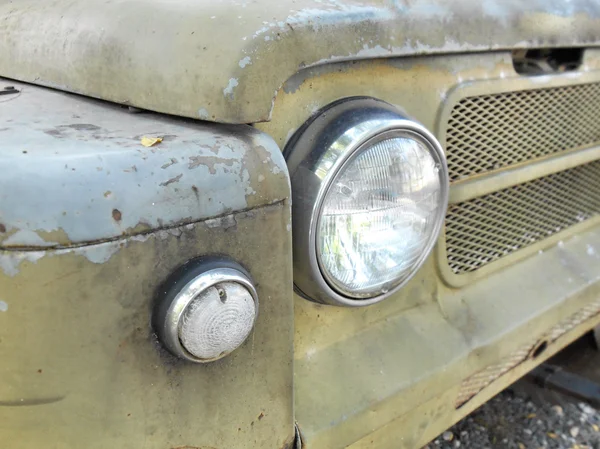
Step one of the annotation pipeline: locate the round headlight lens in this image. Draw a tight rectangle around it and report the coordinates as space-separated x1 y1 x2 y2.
287 97 448 306
317 132 443 298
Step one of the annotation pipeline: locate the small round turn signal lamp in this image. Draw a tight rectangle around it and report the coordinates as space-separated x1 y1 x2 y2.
154 259 258 363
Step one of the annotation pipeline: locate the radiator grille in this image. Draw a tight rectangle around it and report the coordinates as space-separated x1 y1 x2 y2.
445 82 600 182
446 160 600 275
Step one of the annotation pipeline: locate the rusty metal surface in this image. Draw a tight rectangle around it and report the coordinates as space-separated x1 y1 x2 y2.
0 202 294 449
0 78 288 253
2 1 600 124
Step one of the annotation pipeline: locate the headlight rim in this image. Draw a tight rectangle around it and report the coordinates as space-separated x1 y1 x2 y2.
287 97 449 307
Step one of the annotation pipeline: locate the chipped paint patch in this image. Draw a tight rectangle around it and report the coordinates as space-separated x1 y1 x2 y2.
223 78 239 99
198 108 211 120
3 230 57 248
81 241 122 264
205 215 237 230
0 300 7 312
0 251 45 277
239 56 252 68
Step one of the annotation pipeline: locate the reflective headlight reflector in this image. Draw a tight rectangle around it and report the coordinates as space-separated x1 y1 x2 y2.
286 97 449 307
318 134 443 298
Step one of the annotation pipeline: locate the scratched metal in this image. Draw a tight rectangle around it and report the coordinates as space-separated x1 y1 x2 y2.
1 1 600 123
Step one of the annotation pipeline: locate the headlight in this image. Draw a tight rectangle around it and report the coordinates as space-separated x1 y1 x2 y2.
286 97 449 307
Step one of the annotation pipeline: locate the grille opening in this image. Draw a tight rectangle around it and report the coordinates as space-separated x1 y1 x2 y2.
445 160 600 275
512 48 584 75
445 81 600 182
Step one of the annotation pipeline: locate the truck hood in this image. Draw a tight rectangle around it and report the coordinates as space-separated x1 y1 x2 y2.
1 0 600 124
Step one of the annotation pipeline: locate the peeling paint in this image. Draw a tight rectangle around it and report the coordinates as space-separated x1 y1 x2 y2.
0 300 7 312
3 230 57 248
1 1 600 124
82 242 121 264
223 78 239 99
0 251 45 277
198 108 211 120
239 56 252 68
0 80 290 249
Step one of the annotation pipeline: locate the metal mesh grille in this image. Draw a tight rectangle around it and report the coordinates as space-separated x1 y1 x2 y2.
446 160 600 275
446 82 600 182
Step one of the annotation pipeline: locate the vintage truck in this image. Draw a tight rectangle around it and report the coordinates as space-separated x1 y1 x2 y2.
2 1 600 448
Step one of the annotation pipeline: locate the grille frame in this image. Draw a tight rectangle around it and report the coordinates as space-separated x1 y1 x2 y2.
437 71 600 287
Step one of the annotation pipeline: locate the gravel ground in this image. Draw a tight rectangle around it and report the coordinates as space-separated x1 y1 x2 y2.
425 388 600 449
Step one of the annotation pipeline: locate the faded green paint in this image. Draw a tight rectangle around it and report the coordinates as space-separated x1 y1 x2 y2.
1 1 600 123
255 51 600 448
0 203 294 449
3 3 600 449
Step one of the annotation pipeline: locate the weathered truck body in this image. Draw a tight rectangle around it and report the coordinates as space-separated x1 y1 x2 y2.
2 1 600 448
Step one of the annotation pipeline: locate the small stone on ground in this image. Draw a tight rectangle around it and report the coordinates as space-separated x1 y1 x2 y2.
425 389 600 449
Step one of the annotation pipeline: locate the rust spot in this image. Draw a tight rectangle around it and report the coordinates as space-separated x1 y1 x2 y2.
258 412 265 420
37 369 42 374
104 191 112 198
127 413 131 417
0 223 5 233
112 209 122 222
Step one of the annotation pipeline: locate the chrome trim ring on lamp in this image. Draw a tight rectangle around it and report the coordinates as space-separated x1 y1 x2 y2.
285 97 449 307
155 262 259 363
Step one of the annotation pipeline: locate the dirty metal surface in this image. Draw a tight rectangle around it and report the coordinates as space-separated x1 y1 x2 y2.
256 50 600 448
1 1 600 124
456 298 600 409
0 202 295 449
0 78 289 251
295 227 600 449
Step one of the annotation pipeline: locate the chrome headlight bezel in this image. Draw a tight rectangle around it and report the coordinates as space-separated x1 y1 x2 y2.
286 97 449 307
